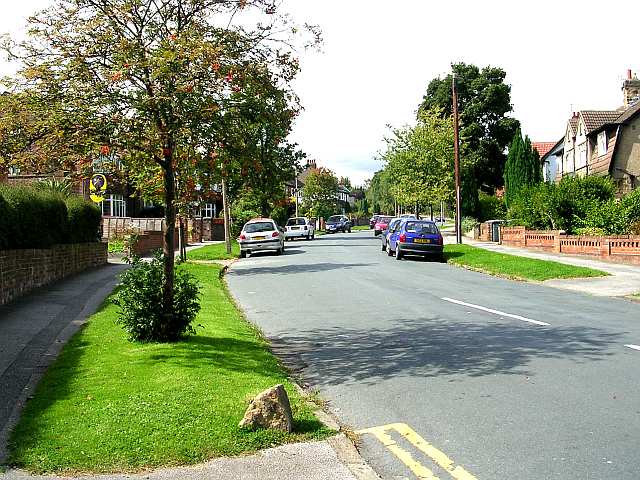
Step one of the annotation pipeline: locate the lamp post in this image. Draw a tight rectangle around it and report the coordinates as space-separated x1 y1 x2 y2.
452 72 462 244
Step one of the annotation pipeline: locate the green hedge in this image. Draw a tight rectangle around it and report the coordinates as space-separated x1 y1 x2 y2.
0 184 101 250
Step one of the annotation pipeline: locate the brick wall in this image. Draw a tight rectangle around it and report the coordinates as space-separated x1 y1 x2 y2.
500 226 640 265
0 242 108 305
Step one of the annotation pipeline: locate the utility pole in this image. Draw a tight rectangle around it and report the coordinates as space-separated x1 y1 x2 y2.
295 174 299 217
452 73 462 244
222 176 231 254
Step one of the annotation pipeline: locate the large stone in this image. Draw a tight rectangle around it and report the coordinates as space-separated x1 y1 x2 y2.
239 384 293 433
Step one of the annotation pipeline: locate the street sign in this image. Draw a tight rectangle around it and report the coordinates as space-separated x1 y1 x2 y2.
89 174 107 203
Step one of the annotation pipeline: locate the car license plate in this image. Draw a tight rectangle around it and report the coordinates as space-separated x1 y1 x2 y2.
414 238 431 244
253 236 266 240
292 227 299 230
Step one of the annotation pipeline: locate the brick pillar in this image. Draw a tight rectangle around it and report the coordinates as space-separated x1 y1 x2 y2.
600 238 611 258
554 231 563 253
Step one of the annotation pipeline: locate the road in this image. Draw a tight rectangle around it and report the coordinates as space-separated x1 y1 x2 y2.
226 231 640 480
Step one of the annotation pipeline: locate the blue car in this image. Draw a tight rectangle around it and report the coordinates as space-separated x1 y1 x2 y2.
386 219 444 261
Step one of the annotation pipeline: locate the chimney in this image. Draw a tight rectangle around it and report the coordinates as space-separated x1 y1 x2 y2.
622 69 640 108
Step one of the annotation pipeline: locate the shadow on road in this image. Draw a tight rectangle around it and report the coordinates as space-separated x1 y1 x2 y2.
267 318 622 386
229 262 373 276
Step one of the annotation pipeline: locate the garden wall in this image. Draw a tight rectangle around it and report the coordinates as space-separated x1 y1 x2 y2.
0 242 108 305
499 226 640 266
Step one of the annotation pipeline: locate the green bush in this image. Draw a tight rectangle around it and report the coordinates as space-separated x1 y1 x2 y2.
0 184 68 248
477 192 506 222
65 195 101 243
0 184 102 249
461 216 479 234
113 253 201 342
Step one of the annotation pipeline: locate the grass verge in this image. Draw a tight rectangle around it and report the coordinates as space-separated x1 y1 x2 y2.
188 240 239 260
8 262 332 474
444 244 608 281
352 225 371 231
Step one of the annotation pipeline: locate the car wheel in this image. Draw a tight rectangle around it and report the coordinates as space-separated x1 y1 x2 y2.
395 246 403 260
311 233 315 240
306 234 310 240
240 250 247 258
348 227 351 233
381 241 386 251
387 244 393 256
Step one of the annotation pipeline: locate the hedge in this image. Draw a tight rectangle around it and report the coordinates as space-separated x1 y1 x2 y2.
0 184 101 250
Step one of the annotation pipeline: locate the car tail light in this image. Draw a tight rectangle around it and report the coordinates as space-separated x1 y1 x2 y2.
272 231 279 237
399 234 406 242
304 225 308 230
239 234 246 240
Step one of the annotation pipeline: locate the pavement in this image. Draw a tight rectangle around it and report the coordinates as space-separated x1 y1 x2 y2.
226 230 640 480
0 251 375 480
460 234 640 297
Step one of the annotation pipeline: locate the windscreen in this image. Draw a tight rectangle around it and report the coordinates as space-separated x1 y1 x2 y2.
327 216 342 223
286 218 306 226
245 222 275 233
405 221 438 234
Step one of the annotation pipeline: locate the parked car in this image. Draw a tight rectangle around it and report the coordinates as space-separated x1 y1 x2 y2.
400 214 417 219
284 217 315 241
373 215 393 236
380 218 402 251
369 214 380 229
386 219 444 261
325 215 352 233
238 218 285 258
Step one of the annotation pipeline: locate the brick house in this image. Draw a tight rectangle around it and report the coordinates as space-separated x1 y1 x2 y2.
556 70 640 193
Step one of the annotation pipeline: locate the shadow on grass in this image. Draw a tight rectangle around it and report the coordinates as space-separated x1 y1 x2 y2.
443 251 465 260
266 317 622 387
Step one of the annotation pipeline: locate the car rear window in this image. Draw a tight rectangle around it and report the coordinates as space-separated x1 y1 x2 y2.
405 221 438 234
245 222 275 233
378 216 392 223
286 218 306 226
327 216 342 222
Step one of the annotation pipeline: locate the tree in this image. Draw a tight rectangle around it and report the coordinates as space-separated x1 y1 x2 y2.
504 129 543 206
301 167 338 219
366 169 395 214
383 108 455 213
418 63 520 213
339 176 352 189
1 0 318 322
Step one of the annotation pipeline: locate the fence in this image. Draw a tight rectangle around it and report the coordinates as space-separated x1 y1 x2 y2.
499 226 640 265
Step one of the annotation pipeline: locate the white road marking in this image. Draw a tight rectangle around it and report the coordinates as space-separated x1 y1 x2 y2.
624 344 640 351
441 297 551 326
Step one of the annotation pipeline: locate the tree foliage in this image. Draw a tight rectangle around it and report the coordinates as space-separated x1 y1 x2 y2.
503 129 543 206
381 108 454 212
417 62 520 213
1 0 318 323
301 167 338 219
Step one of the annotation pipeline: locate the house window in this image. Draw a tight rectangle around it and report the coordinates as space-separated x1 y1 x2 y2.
201 203 215 218
101 194 126 217
597 131 607 156
576 144 587 169
8 166 20 175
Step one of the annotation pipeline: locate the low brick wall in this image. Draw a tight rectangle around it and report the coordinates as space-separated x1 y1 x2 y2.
0 242 108 305
500 226 640 265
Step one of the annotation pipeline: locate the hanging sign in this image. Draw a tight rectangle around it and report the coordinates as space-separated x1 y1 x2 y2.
89 174 107 203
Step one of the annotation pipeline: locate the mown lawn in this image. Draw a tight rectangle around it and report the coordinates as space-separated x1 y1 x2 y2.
444 244 608 281
352 225 371 231
187 240 239 260
8 263 332 474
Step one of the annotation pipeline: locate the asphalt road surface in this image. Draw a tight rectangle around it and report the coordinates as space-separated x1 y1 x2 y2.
226 231 640 480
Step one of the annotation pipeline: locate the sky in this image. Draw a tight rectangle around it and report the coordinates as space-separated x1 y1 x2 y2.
2 0 639 185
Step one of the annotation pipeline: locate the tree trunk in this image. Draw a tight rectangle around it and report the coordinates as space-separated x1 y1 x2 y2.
222 176 232 254
162 164 176 320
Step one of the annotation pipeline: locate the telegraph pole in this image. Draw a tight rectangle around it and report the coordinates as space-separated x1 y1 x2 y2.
452 73 462 244
222 175 231 254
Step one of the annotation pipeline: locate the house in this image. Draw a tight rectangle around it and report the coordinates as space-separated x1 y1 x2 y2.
532 142 560 183
556 70 640 193
537 139 564 183
287 159 354 214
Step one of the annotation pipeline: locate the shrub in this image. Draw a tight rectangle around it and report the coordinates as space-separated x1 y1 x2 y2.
622 188 640 222
65 195 101 243
461 216 479 234
113 253 201 342
0 192 12 250
0 184 68 248
477 192 506 222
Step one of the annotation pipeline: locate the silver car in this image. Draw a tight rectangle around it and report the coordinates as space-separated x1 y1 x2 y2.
238 218 285 258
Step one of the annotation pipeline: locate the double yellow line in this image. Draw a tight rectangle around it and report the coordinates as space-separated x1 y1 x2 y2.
356 423 478 480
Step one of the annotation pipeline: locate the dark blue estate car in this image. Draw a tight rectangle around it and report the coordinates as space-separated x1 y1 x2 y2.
386 219 444 261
